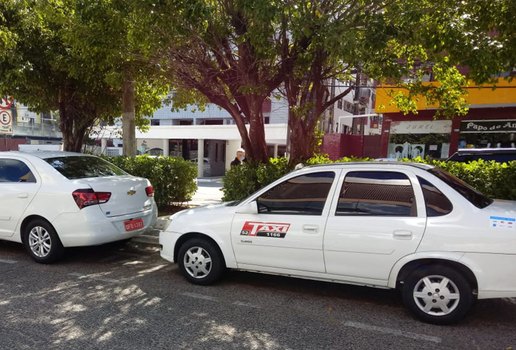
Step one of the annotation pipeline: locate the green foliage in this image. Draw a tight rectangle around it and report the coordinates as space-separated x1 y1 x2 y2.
105 155 198 208
222 158 291 201
222 156 516 201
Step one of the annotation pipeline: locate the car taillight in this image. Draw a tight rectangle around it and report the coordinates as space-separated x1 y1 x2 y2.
72 189 112 209
145 185 154 197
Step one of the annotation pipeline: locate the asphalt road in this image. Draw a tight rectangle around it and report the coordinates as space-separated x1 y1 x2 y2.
0 240 515 350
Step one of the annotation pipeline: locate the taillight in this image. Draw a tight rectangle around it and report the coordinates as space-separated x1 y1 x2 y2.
145 185 154 197
72 189 112 209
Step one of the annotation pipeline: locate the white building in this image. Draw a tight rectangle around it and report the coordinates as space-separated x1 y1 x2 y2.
95 98 289 177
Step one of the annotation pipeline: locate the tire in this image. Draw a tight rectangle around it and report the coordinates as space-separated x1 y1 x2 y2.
177 238 225 285
22 219 64 264
402 265 474 325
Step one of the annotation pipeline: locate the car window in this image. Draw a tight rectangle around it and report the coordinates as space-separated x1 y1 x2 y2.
336 171 416 216
417 176 453 217
427 167 493 209
257 172 335 215
45 156 127 179
448 152 516 163
0 159 37 183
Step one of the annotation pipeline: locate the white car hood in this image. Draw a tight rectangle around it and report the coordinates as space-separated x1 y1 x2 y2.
165 202 237 233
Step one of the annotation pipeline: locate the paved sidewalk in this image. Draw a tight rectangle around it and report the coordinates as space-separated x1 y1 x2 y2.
132 178 224 246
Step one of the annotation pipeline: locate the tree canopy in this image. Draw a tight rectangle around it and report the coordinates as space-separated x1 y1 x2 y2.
2 0 513 161
155 0 514 163
0 0 168 152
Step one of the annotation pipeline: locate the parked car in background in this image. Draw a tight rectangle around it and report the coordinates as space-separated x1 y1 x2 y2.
0 151 157 263
447 148 516 162
160 162 516 324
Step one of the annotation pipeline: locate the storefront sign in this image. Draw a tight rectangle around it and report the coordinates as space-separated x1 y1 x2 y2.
390 120 452 134
460 120 516 133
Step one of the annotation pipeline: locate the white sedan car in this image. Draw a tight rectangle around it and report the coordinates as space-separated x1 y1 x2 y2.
160 162 516 324
0 151 157 263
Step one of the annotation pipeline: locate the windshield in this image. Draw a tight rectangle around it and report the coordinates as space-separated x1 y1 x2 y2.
428 168 493 209
45 156 127 179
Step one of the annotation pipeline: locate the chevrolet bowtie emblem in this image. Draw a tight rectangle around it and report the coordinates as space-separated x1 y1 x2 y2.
127 190 136 196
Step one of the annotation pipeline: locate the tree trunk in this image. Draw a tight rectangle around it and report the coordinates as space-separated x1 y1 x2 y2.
288 111 318 165
122 79 136 156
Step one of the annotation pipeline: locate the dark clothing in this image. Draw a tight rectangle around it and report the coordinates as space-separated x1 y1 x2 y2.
230 157 247 167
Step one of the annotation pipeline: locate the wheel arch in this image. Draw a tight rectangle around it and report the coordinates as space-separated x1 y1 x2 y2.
174 232 227 268
395 258 478 293
19 215 56 243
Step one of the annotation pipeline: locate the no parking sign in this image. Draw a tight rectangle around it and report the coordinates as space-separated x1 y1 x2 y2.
0 97 13 110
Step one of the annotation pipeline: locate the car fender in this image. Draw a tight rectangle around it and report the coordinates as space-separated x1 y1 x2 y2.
387 251 466 288
167 206 237 268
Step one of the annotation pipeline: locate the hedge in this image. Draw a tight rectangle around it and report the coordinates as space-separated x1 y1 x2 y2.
104 155 198 208
222 156 516 202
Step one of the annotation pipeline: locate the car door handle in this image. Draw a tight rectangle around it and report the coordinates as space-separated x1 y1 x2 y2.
17 193 29 199
393 230 413 239
303 225 319 234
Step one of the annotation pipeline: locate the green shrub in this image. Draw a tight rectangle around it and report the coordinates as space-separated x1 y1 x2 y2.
222 155 516 201
104 155 198 208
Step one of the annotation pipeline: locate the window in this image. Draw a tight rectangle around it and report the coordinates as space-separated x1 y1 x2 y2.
427 168 492 209
45 156 126 179
257 172 335 215
0 159 36 183
336 171 416 216
417 176 453 217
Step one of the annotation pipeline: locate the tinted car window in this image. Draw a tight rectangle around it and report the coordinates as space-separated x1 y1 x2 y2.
0 159 36 183
337 171 416 217
427 168 493 209
448 151 516 163
45 156 127 179
417 176 453 217
257 172 335 215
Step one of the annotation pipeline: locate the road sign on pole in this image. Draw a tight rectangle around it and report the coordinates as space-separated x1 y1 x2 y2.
0 110 13 135
0 97 13 110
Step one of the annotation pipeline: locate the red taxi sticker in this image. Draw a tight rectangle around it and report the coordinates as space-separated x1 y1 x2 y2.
240 221 290 238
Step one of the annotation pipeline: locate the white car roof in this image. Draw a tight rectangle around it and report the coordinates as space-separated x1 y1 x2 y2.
0 151 93 160
298 161 434 172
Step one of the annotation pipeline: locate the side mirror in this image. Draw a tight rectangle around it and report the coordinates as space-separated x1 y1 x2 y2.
235 200 258 214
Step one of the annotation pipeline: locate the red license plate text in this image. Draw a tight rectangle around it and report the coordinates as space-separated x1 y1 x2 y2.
124 218 144 232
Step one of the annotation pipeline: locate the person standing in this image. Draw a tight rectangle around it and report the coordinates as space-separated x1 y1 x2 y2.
230 148 247 167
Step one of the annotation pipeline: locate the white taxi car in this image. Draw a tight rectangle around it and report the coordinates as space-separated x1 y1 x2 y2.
0 151 157 263
160 162 516 324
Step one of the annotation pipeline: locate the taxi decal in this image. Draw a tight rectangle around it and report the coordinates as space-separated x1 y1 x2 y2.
240 221 291 238
489 216 515 230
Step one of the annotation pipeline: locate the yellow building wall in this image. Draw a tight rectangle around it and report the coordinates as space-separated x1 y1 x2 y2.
376 78 516 113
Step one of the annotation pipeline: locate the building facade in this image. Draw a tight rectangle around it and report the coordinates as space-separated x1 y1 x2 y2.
322 77 516 160
0 99 62 151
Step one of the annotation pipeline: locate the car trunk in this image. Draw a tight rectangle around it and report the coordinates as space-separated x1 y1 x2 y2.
73 176 152 217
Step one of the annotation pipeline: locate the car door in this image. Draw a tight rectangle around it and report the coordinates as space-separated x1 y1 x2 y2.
0 158 40 237
324 168 427 284
231 170 340 273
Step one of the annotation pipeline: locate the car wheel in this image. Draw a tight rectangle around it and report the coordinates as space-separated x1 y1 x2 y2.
402 266 474 324
22 219 64 264
178 238 225 285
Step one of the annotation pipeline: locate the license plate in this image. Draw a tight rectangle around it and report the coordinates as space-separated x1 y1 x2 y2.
124 218 144 232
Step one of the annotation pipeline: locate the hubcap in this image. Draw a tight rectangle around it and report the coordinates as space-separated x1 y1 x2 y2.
28 226 52 258
183 246 212 279
413 275 460 316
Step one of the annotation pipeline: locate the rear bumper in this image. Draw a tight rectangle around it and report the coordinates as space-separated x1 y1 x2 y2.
52 204 158 247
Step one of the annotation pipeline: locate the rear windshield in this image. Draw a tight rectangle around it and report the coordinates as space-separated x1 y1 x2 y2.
45 156 127 179
448 152 516 163
428 168 493 209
